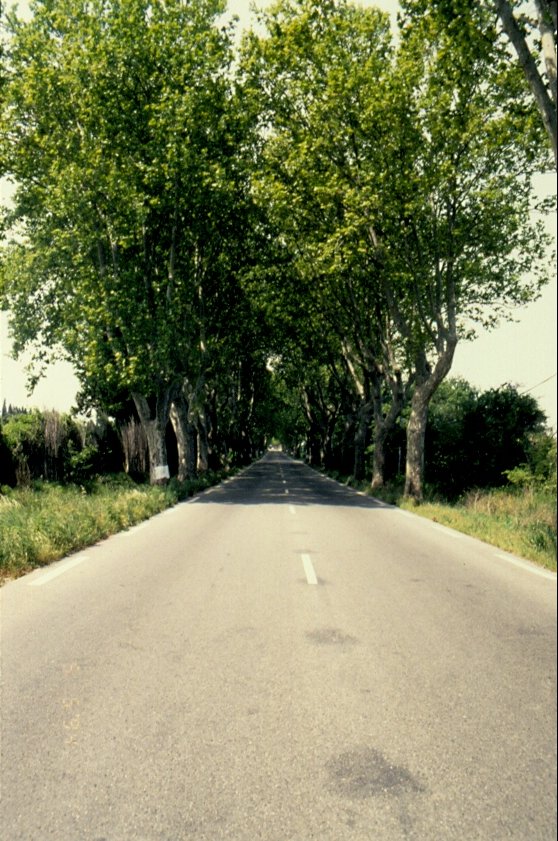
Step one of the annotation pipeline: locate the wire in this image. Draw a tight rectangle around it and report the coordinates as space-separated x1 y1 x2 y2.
520 373 557 395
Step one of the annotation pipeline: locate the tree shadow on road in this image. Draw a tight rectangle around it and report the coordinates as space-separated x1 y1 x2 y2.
191 454 391 509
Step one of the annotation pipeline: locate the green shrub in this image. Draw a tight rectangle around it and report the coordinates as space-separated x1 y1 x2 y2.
0 411 124 487
0 423 14 485
425 381 547 498
1 412 44 484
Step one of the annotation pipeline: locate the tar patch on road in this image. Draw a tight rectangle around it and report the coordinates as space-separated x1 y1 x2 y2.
306 628 358 646
327 747 423 800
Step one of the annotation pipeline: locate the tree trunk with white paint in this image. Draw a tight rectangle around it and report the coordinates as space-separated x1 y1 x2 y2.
132 390 172 485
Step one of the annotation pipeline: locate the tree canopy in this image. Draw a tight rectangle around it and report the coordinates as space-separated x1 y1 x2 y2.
1 0 554 495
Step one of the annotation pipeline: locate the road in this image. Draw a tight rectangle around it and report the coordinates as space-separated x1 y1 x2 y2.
1 452 556 840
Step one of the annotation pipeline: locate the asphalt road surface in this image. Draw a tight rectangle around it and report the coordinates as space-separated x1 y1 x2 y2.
1 452 556 840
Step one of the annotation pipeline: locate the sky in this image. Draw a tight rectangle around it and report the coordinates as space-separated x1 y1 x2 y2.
1 0 556 428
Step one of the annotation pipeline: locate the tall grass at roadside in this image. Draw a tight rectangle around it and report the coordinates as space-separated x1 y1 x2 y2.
324 470 556 571
402 486 556 571
0 472 222 581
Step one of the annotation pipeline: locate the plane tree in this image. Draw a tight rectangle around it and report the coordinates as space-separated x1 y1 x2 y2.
0 0 249 483
241 0 413 487
242 0 553 499
166 178 269 478
239 199 369 474
377 9 553 498
399 0 556 168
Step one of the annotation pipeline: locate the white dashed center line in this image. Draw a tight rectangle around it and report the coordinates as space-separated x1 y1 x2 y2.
301 553 318 585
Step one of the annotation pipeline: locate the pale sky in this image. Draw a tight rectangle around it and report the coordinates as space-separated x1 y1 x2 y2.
1 0 556 428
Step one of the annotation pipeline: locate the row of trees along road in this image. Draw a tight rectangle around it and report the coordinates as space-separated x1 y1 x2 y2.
1 0 555 498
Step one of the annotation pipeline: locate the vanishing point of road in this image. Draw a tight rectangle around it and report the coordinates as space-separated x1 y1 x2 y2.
1 452 556 840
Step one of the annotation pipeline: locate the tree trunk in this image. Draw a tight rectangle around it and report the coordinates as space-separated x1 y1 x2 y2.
197 407 210 474
169 400 187 482
370 370 406 492
496 0 557 167
186 418 198 480
370 423 387 491
353 400 373 481
404 386 429 501
404 341 457 501
132 390 172 485
205 392 223 471
170 394 198 482
301 388 325 467
307 432 322 467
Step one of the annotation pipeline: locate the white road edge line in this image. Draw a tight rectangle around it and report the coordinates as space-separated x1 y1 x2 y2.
301 553 318 585
29 555 89 587
430 523 464 539
399 506 555 580
120 522 149 537
495 553 556 580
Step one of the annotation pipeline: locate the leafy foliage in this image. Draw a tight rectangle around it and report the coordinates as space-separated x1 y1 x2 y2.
1 0 247 405
425 381 548 496
0 410 122 486
240 0 552 497
0 0 554 496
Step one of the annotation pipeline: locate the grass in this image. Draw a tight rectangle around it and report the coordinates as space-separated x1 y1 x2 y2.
322 469 556 572
0 471 226 583
361 478 556 572
2 468 556 581
398 486 557 572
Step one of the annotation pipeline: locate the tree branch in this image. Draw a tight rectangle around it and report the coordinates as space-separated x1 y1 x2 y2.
495 0 557 166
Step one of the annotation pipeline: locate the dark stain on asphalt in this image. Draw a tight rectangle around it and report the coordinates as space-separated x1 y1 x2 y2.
306 628 358 646
515 624 547 637
233 625 257 636
327 747 423 800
